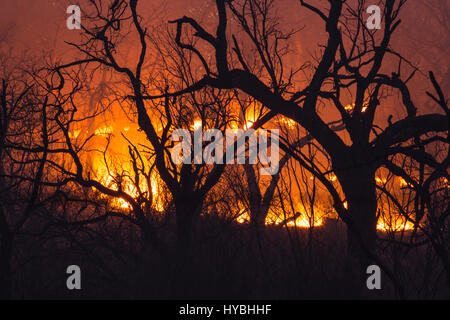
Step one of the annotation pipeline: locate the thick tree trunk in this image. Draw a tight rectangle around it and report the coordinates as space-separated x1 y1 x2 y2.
0 235 13 300
170 196 202 297
337 166 378 257
346 186 377 262
248 200 268 232
337 166 378 295
251 209 267 231
175 195 200 252
244 164 264 231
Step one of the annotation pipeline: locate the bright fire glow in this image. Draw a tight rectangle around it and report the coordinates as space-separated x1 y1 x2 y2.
399 177 413 187
278 117 296 129
244 120 254 130
94 163 164 212
236 210 250 224
235 205 415 232
236 210 324 228
377 216 415 232
69 129 81 139
243 109 258 130
193 119 202 131
285 215 323 228
375 177 387 184
95 125 114 136
344 103 368 112
265 214 324 228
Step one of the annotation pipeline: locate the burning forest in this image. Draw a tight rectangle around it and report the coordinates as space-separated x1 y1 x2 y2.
0 0 448 301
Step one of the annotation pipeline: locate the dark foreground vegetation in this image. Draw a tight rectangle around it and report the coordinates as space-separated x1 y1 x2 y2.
10 215 448 299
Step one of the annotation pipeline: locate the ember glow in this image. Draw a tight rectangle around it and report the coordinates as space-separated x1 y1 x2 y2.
376 218 415 232
93 157 165 212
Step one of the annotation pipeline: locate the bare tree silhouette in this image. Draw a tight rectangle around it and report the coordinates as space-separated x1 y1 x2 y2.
145 0 448 281
1 0 448 300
